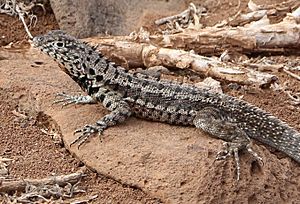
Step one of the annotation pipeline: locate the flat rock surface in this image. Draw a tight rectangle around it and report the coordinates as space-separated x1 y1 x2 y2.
1 46 300 203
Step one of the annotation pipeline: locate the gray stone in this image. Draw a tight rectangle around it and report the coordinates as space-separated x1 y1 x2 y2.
50 0 187 38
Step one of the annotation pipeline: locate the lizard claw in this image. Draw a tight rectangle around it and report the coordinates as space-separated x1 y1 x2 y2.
246 144 264 166
70 125 104 149
53 92 75 106
215 142 263 181
53 93 95 107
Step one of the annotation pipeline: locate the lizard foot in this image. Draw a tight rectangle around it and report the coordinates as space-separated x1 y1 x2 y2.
216 142 241 181
53 92 95 106
71 124 105 148
216 142 263 181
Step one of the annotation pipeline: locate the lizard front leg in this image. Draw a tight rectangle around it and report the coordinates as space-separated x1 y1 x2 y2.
54 93 96 106
54 87 133 148
193 107 262 180
71 90 132 148
54 85 113 106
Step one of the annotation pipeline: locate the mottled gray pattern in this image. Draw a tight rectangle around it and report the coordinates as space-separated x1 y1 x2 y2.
33 30 300 167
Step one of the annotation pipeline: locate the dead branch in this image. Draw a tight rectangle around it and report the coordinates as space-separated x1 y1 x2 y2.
248 0 300 12
149 6 300 55
214 0 300 27
0 169 86 193
283 68 300 81
0 157 12 179
154 3 206 32
87 37 277 87
242 62 284 72
286 91 300 105
68 194 98 204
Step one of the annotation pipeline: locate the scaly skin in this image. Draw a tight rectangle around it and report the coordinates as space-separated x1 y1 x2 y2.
33 30 300 180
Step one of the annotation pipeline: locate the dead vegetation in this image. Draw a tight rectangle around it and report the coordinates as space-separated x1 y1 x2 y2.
0 0 46 38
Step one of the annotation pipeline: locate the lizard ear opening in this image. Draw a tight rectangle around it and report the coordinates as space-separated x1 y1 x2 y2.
56 42 64 47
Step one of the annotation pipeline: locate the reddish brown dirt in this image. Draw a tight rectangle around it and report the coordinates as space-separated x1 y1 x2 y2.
1 0 300 203
0 89 161 203
0 4 59 46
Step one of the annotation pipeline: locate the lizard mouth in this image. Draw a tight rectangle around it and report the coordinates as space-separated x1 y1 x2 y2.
32 35 46 48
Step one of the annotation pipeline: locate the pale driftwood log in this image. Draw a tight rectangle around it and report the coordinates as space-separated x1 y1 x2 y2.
149 7 300 55
87 38 277 87
0 169 85 193
215 0 300 27
87 7 300 61
83 7 299 86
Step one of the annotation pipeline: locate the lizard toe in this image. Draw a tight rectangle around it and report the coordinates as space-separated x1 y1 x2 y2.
71 124 105 148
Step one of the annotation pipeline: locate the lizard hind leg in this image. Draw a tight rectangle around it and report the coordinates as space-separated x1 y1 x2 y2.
216 141 263 181
193 107 262 180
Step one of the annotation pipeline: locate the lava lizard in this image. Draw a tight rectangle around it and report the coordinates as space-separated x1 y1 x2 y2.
32 30 300 180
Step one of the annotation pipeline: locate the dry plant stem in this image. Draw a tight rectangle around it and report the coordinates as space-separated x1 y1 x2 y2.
150 7 300 55
18 11 33 39
0 0 34 39
225 9 270 27
155 5 192 25
243 63 284 72
69 194 98 204
286 91 300 105
155 3 205 32
0 170 85 193
87 38 277 87
251 0 300 11
283 68 300 81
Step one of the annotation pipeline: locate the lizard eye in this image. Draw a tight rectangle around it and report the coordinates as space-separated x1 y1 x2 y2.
38 36 44 41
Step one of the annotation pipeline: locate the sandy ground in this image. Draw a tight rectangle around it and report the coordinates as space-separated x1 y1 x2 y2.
1 0 300 203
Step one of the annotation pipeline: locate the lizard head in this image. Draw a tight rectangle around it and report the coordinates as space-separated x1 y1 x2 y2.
32 30 95 78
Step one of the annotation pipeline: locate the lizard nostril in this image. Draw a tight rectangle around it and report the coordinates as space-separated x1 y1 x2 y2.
34 36 44 42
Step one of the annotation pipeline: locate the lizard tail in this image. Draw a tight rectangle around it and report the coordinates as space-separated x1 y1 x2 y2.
238 102 300 163
256 121 300 163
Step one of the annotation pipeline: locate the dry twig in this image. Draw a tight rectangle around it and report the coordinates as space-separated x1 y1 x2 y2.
217 0 300 27
286 91 300 105
70 194 98 204
0 0 45 39
0 157 13 179
150 6 300 55
155 3 206 33
0 169 86 193
1 169 86 203
283 68 300 81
